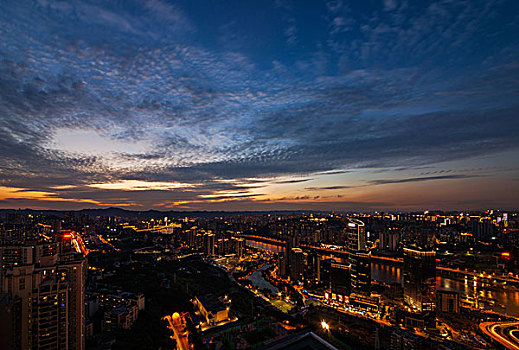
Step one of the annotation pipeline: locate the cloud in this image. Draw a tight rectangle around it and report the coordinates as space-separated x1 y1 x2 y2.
0 0 517 210
384 0 398 11
369 174 479 185
306 185 353 190
316 170 351 176
274 178 314 184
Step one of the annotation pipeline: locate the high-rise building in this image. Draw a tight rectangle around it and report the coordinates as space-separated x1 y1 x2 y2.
402 247 436 329
304 252 320 286
278 254 287 277
346 219 371 294
319 258 333 290
232 237 245 258
289 248 305 282
346 219 366 252
216 238 231 256
187 229 197 248
403 247 436 313
436 290 459 314
0 241 85 350
349 250 371 294
204 233 215 256
388 232 400 251
380 231 400 252
330 261 350 297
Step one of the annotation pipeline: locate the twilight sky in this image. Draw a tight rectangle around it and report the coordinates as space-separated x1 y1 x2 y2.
0 0 518 211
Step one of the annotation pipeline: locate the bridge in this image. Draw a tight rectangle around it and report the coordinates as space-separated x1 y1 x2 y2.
237 234 285 245
238 235 519 286
238 235 405 264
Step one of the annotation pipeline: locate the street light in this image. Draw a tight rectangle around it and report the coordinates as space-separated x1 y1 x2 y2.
321 320 330 331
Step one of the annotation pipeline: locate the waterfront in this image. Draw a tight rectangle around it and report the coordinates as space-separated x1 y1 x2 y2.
247 263 278 294
245 240 519 317
371 262 519 317
245 240 284 253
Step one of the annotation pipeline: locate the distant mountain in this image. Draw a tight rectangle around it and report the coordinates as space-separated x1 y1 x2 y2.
0 207 323 219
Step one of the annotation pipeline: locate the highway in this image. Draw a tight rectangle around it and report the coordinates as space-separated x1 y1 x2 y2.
480 321 519 349
163 313 191 350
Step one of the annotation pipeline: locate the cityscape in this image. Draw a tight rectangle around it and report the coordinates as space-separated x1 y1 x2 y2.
0 210 518 349
1 0 518 350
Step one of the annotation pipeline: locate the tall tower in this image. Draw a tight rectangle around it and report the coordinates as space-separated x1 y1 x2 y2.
403 247 436 312
204 233 215 256
346 219 371 295
289 248 305 282
403 247 436 329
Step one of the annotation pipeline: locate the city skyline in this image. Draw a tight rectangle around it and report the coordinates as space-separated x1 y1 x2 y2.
1 0 518 211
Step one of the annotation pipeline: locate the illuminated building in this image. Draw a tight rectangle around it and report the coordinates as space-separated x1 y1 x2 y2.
319 258 333 289
346 219 366 252
349 293 380 312
380 231 400 252
278 254 287 277
204 233 215 256
436 290 459 314
193 294 230 326
232 237 245 258
402 247 436 329
403 247 436 312
346 219 371 294
305 252 320 286
0 241 85 350
289 248 305 282
100 292 144 333
216 238 231 255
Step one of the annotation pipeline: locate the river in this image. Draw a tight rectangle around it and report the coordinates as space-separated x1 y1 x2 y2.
247 263 278 294
371 262 519 317
245 240 519 317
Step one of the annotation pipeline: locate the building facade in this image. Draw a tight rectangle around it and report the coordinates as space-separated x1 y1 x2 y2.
0 241 85 350
346 219 371 294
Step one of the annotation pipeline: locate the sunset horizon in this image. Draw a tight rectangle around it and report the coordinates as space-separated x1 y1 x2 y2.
1 1 518 212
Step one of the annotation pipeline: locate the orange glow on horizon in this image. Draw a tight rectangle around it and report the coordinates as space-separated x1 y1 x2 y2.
0 185 137 208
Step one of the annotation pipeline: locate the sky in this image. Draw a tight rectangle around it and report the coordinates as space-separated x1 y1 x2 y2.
0 0 518 212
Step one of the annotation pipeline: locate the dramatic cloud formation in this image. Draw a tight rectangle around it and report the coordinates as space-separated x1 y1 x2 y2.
0 0 518 211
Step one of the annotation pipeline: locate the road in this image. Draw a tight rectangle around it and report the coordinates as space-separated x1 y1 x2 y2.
480 321 519 349
96 233 120 251
164 313 191 350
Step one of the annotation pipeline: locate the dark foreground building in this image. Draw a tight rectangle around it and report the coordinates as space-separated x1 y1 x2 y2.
0 240 85 349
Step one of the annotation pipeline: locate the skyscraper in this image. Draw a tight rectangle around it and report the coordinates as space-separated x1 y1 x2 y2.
346 219 367 252
289 248 305 282
401 247 436 329
403 247 436 313
204 233 215 256
232 237 245 258
349 250 371 294
346 219 371 294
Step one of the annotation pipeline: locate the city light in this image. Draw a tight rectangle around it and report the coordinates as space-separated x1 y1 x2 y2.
321 320 330 331
1 0 518 349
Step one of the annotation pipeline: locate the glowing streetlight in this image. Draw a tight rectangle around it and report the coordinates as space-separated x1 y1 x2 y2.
321 320 330 331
